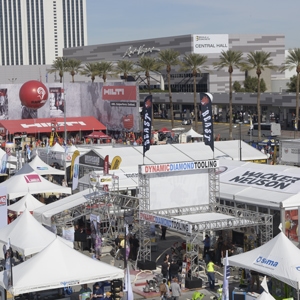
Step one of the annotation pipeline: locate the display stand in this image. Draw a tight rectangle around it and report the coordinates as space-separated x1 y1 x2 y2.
232 287 247 300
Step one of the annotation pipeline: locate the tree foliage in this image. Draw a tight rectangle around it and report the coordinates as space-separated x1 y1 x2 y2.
286 75 300 92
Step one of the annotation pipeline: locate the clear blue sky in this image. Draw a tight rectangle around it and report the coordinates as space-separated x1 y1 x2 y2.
87 0 298 49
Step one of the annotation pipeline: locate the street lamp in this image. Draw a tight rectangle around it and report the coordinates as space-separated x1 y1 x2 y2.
235 122 243 161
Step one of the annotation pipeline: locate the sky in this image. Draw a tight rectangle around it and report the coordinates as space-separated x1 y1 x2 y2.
86 0 299 49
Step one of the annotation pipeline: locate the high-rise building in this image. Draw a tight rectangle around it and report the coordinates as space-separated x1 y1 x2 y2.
0 0 87 66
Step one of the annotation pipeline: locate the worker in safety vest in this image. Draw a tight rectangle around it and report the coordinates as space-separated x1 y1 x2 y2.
206 260 215 290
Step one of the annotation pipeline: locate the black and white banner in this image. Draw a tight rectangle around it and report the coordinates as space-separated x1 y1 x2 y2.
143 95 152 156
200 92 214 152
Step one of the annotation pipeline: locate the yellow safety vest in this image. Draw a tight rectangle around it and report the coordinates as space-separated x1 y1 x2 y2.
207 262 214 272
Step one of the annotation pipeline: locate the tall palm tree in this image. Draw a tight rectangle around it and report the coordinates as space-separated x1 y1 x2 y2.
136 56 161 94
136 56 161 125
65 59 82 83
213 50 244 140
48 57 66 83
180 53 208 132
158 49 180 128
80 62 99 82
115 60 136 81
244 51 276 139
280 48 300 131
97 61 114 82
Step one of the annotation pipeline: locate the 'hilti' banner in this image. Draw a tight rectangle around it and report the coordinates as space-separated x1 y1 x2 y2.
102 86 137 100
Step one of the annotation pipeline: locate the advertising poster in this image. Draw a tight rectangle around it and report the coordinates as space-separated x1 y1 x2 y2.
49 87 64 118
0 89 8 120
0 186 7 229
285 209 298 241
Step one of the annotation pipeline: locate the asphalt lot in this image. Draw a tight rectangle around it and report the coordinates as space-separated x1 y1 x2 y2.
152 118 300 142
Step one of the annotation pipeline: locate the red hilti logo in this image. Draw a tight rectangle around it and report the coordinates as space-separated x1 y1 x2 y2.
102 86 137 101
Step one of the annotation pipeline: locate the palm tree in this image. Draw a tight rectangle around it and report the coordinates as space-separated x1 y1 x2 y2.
48 57 67 83
136 56 161 125
280 48 300 131
158 49 180 128
80 62 99 82
213 50 244 140
136 56 161 94
244 51 276 139
97 61 114 82
180 53 208 132
115 60 136 81
65 59 82 83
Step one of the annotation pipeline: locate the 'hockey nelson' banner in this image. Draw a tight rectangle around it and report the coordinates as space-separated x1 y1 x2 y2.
200 92 214 152
143 95 152 156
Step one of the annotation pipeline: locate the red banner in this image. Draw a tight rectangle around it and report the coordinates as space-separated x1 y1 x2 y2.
102 86 137 101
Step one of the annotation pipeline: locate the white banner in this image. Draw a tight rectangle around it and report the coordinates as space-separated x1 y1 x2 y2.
219 165 300 194
193 34 229 54
281 141 300 164
0 186 7 229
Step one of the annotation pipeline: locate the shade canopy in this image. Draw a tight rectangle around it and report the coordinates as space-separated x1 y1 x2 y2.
8 193 45 213
28 155 65 176
185 127 203 138
86 131 111 139
0 164 71 199
227 232 300 289
0 209 72 259
0 237 124 295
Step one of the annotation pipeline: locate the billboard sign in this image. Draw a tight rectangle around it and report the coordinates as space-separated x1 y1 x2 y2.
193 34 229 54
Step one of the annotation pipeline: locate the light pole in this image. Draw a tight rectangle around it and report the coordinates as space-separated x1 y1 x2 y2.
239 122 242 161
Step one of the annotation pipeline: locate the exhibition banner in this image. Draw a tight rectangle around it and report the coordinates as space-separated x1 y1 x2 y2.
200 92 214 152
143 95 152 156
0 186 7 229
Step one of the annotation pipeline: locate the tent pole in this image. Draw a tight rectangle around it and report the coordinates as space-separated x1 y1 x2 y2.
297 281 299 300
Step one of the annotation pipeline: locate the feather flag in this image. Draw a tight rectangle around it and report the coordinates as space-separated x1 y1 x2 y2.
222 250 230 300
124 266 134 300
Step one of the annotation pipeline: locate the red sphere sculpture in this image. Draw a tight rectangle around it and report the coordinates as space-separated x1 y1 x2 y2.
19 80 49 109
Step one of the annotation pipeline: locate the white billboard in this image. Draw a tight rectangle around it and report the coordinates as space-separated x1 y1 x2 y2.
193 34 229 54
280 141 300 165
149 170 209 210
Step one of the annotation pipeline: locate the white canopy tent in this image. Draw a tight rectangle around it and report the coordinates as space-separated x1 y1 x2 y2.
0 237 124 295
0 164 71 199
185 127 203 138
0 209 72 259
50 143 65 152
8 193 45 213
227 232 300 290
33 189 94 226
28 155 65 176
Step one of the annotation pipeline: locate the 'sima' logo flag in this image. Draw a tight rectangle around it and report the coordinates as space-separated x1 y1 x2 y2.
200 92 214 152
143 95 152 157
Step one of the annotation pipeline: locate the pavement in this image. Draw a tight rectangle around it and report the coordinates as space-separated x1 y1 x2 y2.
65 230 260 300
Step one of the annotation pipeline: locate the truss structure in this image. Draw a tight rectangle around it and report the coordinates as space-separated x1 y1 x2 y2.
48 163 273 271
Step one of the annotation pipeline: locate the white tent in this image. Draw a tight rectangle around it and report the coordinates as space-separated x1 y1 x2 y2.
0 237 124 295
33 189 95 226
0 164 71 199
8 193 45 213
50 143 65 152
28 155 65 175
185 127 203 138
0 209 72 259
227 232 300 289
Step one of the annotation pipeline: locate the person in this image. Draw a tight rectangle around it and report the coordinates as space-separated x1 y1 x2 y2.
94 233 102 260
159 278 167 300
215 236 224 266
170 277 181 300
92 283 104 299
131 234 139 260
251 270 260 292
79 284 92 300
169 259 180 282
74 224 84 251
161 258 169 279
161 226 167 240
203 234 210 258
206 260 215 290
